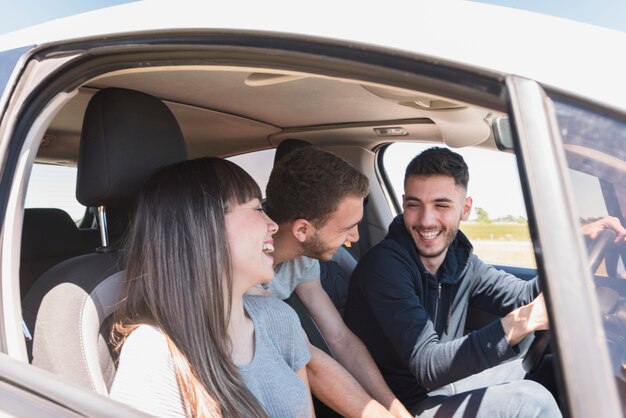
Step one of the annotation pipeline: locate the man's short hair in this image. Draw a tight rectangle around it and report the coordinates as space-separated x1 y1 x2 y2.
265 147 369 226
404 147 469 189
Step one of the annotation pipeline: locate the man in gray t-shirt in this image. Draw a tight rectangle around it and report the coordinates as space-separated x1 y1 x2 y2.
260 147 412 418
263 255 319 300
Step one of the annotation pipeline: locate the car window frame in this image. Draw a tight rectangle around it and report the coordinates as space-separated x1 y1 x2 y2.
377 141 536 270
507 75 622 417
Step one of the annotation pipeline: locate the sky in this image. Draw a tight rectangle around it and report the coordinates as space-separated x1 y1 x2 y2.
471 0 626 32
1 0 626 35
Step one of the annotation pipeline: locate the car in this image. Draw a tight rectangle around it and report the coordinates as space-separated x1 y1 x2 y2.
0 1 625 417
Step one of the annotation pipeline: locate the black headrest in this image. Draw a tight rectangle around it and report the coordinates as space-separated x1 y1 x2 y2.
21 208 81 259
76 88 187 208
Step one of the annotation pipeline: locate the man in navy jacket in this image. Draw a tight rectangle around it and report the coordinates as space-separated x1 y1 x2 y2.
345 147 561 417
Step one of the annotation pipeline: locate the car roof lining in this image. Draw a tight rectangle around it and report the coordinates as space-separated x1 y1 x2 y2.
38 64 505 165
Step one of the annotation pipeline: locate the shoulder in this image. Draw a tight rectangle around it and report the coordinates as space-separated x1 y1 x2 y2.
244 295 298 321
244 296 304 349
280 255 318 275
120 324 169 356
115 325 174 376
355 239 414 276
365 235 411 261
111 325 188 417
273 256 319 292
465 253 499 277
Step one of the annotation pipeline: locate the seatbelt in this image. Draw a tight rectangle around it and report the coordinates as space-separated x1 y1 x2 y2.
351 198 371 259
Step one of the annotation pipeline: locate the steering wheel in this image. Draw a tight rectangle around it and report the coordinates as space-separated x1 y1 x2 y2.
522 228 617 373
588 229 617 274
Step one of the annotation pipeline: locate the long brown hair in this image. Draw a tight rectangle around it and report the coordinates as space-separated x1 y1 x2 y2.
113 157 268 417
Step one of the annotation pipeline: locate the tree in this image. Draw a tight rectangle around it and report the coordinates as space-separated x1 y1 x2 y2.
475 207 491 223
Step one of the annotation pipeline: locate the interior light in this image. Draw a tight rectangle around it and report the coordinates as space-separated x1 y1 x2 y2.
374 127 408 137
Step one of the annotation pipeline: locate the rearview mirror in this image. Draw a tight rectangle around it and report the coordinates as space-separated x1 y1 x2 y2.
493 116 514 150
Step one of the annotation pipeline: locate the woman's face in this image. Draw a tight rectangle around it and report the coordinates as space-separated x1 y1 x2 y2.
225 198 278 290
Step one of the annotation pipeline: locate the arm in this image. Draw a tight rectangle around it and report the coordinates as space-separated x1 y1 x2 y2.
296 280 411 418
352 248 518 390
295 366 316 418
468 256 541 317
306 345 395 418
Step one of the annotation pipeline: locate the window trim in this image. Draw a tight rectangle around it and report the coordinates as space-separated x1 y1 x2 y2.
375 143 402 216
507 75 622 417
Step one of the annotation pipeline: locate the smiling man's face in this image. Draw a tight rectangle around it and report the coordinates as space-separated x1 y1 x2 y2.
301 195 363 261
402 174 472 273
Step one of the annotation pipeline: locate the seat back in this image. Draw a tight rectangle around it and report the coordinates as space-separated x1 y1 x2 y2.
22 254 123 391
20 208 99 298
22 87 187 394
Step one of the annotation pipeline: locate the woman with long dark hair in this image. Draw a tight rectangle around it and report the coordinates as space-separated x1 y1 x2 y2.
110 157 314 417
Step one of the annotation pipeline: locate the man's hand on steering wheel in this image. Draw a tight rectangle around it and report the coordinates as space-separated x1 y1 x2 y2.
502 293 549 347
522 221 625 374
581 216 626 243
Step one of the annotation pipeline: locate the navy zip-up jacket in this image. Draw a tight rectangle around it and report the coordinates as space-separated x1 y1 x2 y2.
344 214 540 408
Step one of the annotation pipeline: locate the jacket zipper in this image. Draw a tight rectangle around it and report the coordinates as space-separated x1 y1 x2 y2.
434 279 442 329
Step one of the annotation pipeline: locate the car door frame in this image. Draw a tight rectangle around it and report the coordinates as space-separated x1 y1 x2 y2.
507 75 622 417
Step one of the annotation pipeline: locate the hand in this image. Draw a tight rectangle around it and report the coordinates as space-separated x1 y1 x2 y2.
581 216 626 243
360 400 396 418
388 399 413 418
526 293 549 332
502 293 549 346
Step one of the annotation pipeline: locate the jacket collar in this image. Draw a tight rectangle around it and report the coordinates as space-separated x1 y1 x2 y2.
386 214 473 284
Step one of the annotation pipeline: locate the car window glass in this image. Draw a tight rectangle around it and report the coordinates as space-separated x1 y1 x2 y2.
382 142 534 268
553 97 626 399
227 148 276 198
25 164 85 222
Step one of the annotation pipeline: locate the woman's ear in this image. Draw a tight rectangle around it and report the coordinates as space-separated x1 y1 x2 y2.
291 219 312 243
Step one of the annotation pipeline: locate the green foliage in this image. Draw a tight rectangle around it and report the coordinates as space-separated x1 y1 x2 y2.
494 214 527 223
460 221 531 241
475 207 491 224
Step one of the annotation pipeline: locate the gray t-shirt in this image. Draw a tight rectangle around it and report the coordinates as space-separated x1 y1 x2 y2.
240 296 312 417
263 256 320 300
110 296 311 417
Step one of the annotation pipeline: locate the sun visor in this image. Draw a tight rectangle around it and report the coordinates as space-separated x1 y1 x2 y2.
432 107 492 148
361 84 491 148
